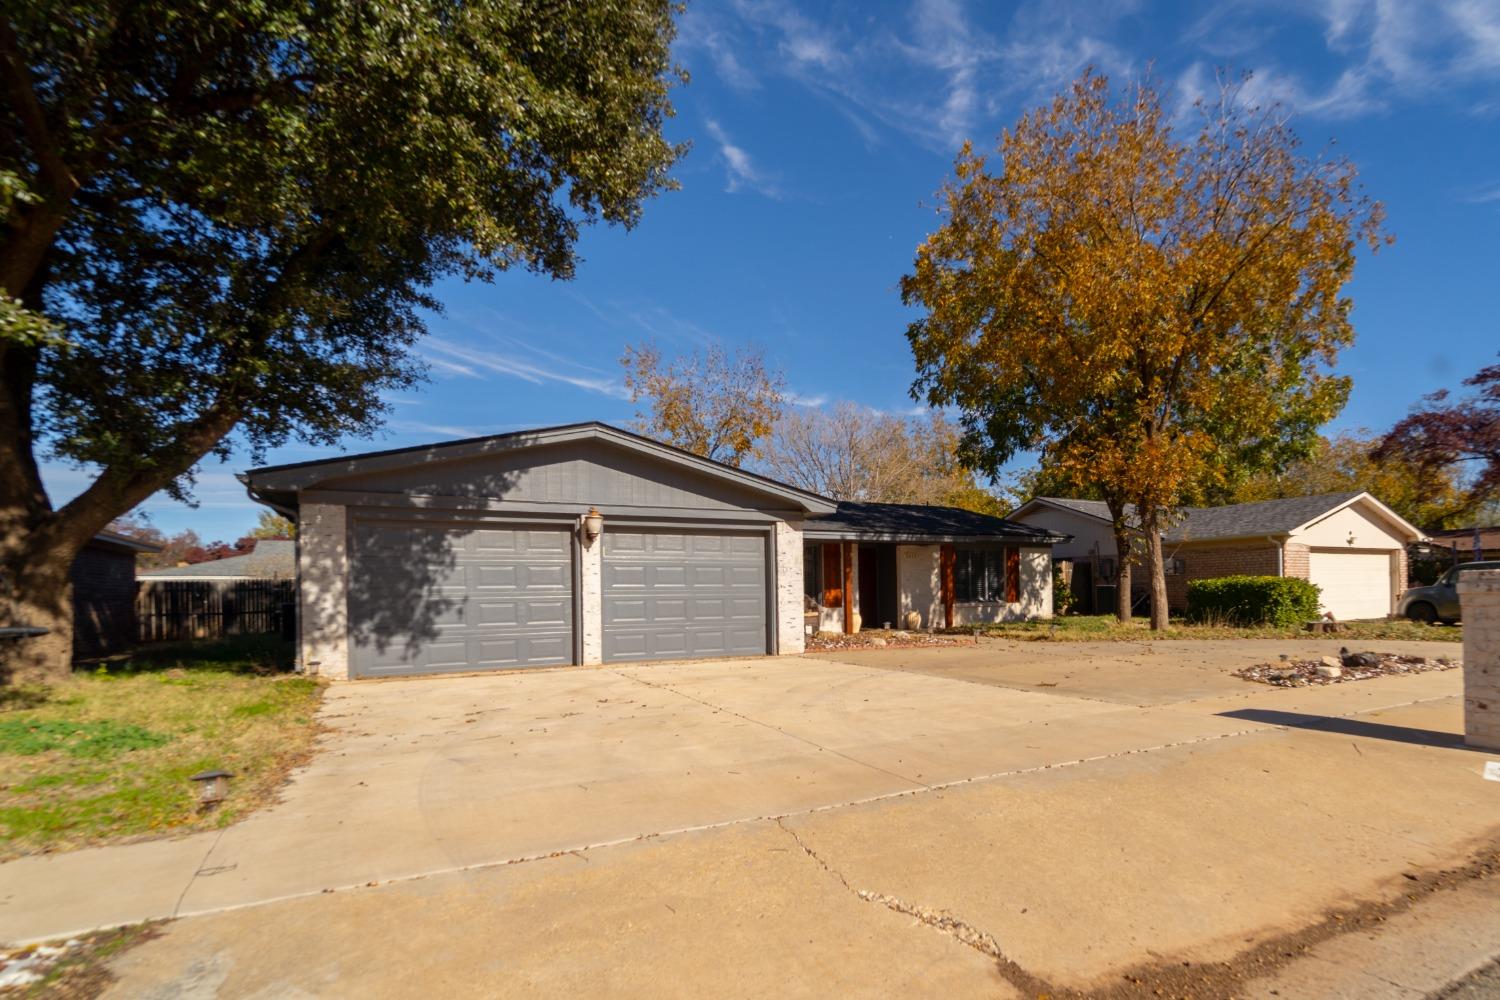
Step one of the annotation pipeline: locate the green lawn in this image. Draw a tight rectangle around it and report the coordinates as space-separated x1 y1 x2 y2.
0 635 323 858
965 614 1464 643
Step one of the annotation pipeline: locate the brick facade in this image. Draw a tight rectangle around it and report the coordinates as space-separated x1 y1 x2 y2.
1459 570 1500 751
70 543 138 659
1164 544 1282 611
1282 543 1310 580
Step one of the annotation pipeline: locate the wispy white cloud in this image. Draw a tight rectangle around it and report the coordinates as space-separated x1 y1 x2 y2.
620 302 716 345
704 118 780 197
424 338 630 399
786 391 829 407
677 6 761 91
1181 0 1500 118
1463 183 1500 204
387 420 485 440
424 355 482 379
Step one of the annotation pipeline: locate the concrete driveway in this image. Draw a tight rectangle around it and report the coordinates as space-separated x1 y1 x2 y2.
2 638 1497 997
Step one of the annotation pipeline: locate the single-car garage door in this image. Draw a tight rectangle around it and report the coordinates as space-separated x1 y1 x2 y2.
603 529 767 662
349 521 574 677
1308 549 1393 621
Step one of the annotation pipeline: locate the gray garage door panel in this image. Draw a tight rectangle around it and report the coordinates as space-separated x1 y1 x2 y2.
349 522 574 677
603 529 767 663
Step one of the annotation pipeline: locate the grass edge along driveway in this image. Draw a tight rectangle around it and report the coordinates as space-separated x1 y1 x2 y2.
0 636 322 859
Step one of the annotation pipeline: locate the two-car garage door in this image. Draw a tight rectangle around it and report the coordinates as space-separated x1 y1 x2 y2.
347 521 767 677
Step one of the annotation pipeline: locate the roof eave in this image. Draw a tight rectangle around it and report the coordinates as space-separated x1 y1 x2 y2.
243 422 835 516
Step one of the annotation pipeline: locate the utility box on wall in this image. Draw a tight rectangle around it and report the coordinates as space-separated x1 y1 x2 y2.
1460 569 1500 752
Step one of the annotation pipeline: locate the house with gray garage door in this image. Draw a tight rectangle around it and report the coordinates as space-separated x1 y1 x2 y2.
242 422 1063 679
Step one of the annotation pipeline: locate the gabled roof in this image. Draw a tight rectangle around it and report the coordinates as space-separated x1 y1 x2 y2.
1012 491 1425 544
804 501 1067 543
138 539 295 580
88 530 163 555
242 421 835 515
1167 492 1367 542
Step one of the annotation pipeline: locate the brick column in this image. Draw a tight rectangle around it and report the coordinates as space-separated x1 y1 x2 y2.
298 503 349 680
1460 569 1500 751
579 524 603 665
773 521 806 655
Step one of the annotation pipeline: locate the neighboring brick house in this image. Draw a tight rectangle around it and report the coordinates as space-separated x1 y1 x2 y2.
1009 492 1426 621
71 531 161 659
1425 526 1500 564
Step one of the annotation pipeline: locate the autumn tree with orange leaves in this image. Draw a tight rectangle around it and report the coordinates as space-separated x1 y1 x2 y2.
903 72 1387 629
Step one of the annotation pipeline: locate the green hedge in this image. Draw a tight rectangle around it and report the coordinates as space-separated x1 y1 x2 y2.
1186 575 1322 627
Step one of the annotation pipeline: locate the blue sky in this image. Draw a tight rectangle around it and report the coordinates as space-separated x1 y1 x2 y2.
46 0 1500 540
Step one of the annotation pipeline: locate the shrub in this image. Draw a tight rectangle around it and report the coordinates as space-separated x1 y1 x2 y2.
1186 575 1321 627
1052 564 1077 614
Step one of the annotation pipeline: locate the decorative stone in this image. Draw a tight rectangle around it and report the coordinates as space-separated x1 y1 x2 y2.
869 637 888 647
1320 655 1342 669
1316 664 1342 679
904 611 922 630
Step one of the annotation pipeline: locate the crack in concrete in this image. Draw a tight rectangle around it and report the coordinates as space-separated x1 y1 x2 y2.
776 818 1004 960
613 669 931 790
774 818 1040 990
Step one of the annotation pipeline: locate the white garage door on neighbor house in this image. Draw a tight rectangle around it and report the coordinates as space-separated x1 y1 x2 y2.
1308 550 1397 621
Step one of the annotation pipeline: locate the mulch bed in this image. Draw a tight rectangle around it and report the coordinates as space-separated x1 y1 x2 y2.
1235 650 1461 687
805 630 976 652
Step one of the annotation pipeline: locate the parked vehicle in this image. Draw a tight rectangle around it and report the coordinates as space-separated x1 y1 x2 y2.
1397 561 1500 624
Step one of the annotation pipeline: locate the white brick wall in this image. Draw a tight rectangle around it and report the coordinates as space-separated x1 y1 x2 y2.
298 502 349 680
897 544 941 629
894 544 1053 628
1460 569 1500 752
580 523 602 665
774 521 805 654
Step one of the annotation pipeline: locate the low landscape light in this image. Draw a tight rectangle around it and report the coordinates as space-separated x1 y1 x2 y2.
191 769 234 808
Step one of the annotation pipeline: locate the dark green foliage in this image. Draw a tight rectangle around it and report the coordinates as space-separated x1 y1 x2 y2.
1187 575 1322 627
4 0 685 485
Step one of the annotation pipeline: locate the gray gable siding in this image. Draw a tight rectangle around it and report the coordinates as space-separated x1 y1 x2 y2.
315 439 787 512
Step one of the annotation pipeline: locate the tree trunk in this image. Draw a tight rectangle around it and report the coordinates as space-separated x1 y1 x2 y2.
0 538 79 685
1139 506 1170 631
1106 498 1133 623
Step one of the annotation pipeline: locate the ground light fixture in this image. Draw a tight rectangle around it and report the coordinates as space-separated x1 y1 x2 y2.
191 769 234 809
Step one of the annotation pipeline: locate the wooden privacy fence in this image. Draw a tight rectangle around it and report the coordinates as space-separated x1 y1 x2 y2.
136 579 295 642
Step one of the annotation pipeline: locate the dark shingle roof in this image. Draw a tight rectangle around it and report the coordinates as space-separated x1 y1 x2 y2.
138 539 295 579
1026 491 1378 542
1166 492 1365 542
807 501 1065 542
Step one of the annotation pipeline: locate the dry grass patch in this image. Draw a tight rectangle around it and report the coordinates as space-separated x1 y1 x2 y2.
0 636 322 858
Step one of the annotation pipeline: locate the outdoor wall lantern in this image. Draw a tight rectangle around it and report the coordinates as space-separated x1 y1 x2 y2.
191 769 234 808
582 507 604 543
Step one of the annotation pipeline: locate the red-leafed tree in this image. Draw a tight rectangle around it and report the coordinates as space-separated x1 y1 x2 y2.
1374 358 1500 518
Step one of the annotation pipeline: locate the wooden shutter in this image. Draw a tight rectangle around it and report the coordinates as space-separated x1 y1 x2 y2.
821 544 842 607
940 545 955 628
1005 546 1021 603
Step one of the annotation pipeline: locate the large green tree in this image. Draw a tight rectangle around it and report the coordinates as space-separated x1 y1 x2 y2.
904 72 1384 629
1 1 684 681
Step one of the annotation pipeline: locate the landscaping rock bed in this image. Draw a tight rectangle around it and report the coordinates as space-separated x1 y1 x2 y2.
805 630 975 652
1236 648 1460 687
